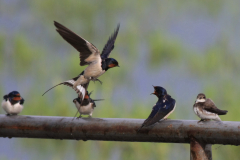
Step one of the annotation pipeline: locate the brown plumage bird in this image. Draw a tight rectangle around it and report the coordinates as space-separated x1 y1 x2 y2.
193 93 228 122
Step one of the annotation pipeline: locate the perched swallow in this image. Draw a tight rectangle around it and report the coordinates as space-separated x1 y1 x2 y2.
193 93 228 122
73 91 103 118
42 21 120 101
1 91 25 115
138 86 176 130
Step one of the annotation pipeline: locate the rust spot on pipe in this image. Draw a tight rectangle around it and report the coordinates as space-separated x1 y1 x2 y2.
167 124 173 129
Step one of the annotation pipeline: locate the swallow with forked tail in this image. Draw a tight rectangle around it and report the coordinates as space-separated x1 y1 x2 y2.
2 91 25 115
73 91 103 118
138 86 176 131
193 93 228 122
42 21 120 100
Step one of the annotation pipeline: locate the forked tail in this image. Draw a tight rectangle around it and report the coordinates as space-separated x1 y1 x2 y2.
42 82 65 96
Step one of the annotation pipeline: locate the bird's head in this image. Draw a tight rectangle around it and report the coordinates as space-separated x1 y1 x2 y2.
106 58 119 69
8 91 22 102
73 97 81 104
195 93 206 103
73 98 77 103
151 86 167 98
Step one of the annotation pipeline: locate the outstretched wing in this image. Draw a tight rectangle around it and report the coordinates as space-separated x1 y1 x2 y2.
204 99 228 115
100 24 120 59
54 21 100 66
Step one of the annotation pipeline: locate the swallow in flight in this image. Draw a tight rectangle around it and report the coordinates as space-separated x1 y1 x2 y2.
43 21 120 101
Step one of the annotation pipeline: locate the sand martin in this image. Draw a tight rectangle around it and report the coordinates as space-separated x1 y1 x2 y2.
193 93 228 122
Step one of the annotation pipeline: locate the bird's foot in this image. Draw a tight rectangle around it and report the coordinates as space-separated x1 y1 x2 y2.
77 115 82 119
93 79 102 85
197 119 209 123
88 115 92 118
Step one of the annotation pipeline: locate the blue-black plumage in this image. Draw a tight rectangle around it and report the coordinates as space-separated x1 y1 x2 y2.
138 86 176 130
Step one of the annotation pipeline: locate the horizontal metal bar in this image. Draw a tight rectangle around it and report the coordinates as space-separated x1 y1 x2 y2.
0 115 240 145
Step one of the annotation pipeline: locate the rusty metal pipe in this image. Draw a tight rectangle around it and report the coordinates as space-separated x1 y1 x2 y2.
0 115 240 145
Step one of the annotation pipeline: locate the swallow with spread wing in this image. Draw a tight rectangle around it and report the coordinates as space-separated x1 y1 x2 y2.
43 21 120 100
2 91 25 115
73 91 103 118
138 86 176 131
193 93 228 122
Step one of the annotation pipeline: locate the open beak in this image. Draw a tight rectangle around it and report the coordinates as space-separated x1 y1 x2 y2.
151 91 157 95
151 85 156 95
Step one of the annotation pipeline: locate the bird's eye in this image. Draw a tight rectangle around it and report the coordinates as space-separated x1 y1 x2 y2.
203 97 205 99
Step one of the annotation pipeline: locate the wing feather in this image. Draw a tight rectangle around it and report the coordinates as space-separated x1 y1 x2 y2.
101 24 120 59
203 99 228 115
54 21 100 66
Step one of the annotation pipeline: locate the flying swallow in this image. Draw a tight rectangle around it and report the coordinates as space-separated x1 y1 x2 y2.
1 91 25 115
42 21 120 101
138 86 176 130
73 91 103 118
193 93 228 122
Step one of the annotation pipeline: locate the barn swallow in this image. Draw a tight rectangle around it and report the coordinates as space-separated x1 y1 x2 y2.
138 86 176 131
193 93 228 122
73 91 103 118
42 21 120 101
1 91 25 115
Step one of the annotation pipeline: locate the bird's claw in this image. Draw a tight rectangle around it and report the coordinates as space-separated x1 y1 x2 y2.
93 79 102 85
77 115 82 119
197 119 209 123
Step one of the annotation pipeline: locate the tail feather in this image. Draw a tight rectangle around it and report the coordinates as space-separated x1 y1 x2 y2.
137 124 144 133
42 82 65 96
217 110 228 115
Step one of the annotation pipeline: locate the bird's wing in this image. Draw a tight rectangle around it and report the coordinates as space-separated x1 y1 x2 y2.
100 24 120 59
20 98 24 105
141 98 176 127
203 99 228 115
54 21 100 66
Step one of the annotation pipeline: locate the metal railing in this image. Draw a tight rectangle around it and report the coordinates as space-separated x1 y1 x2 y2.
0 115 239 160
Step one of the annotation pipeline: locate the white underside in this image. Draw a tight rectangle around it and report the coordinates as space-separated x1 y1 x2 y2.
1 100 23 115
193 107 221 121
163 104 176 119
83 59 105 80
74 102 94 116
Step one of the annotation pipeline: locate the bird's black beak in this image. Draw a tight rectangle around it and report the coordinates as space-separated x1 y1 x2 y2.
117 65 120 67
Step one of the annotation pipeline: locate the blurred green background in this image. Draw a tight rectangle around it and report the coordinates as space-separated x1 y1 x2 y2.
1 0 240 159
